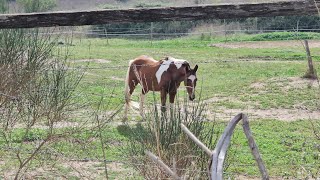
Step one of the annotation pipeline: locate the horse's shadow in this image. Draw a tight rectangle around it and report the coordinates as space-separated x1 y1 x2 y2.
116 122 148 140
117 111 170 140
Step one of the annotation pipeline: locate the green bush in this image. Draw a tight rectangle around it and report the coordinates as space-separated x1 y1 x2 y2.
10 129 47 143
134 2 163 8
257 16 320 30
250 32 320 41
0 0 9 13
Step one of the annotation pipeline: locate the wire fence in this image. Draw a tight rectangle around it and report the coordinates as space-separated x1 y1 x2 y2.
47 27 320 39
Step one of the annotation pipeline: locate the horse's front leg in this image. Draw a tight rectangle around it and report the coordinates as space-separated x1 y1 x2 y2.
160 89 168 113
169 91 177 118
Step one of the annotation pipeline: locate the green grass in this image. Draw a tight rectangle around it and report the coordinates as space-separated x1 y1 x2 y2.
1 32 320 178
66 33 319 178
2 119 318 178
226 119 320 178
250 32 320 41
64 32 320 113
198 31 320 42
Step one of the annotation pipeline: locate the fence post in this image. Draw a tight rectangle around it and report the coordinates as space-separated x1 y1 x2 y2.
104 27 109 45
303 39 317 79
150 22 154 46
242 114 269 180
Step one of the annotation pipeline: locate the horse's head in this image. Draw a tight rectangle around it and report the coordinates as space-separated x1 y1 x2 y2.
184 64 198 101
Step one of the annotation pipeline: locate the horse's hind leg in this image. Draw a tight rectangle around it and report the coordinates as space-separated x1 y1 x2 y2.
124 79 137 121
140 91 146 119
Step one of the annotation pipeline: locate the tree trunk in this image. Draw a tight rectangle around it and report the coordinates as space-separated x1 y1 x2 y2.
0 0 317 29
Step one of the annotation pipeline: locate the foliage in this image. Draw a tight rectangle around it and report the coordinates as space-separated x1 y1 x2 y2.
256 16 320 30
91 21 198 39
134 2 163 8
0 27 83 179
196 31 320 42
90 14 320 40
0 0 8 13
99 4 118 10
17 0 56 12
92 1 201 39
250 32 320 41
116 0 129 3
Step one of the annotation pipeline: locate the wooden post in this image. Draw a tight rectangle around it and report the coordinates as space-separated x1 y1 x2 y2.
242 114 269 180
303 40 317 79
104 27 109 45
150 22 153 46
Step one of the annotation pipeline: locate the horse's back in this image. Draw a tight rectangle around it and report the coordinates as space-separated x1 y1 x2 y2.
132 55 159 66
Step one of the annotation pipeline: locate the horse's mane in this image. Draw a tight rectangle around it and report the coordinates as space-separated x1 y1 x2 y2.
163 56 185 61
162 56 190 69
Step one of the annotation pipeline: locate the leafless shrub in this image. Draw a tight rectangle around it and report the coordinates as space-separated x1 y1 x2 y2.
0 28 84 179
122 92 217 179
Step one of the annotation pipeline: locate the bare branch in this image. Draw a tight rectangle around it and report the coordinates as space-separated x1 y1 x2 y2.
145 150 181 180
180 123 212 156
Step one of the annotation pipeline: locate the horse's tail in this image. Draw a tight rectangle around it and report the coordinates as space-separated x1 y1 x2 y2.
124 60 134 106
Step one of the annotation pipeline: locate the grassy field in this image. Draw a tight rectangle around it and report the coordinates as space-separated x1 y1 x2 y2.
69 32 320 178
1 32 320 179
68 32 320 112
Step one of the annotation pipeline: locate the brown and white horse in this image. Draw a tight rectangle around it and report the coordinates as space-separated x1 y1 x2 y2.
124 55 198 119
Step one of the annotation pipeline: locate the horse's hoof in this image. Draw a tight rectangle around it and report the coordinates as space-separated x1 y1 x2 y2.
122 117 128 123
139 113 145 120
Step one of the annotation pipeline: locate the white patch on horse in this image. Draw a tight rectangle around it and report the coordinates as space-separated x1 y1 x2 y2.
168 57 186 69
156 59 172 83
188 75 196 94
156 57 187 84
188 75 196 83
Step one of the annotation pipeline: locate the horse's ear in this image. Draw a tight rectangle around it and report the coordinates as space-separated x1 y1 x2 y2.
194 65 198 72
184 62 191 71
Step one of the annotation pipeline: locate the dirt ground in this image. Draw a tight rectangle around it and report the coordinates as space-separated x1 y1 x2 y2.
206 77 320 121
210 106 320 122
